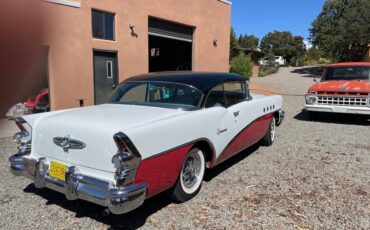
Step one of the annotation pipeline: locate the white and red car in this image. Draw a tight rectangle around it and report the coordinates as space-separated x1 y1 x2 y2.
305 62 370 118
10 72 284 214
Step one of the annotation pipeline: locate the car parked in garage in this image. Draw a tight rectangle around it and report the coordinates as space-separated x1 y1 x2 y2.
9 72 284 215
24 89 50 113
305 62 370 118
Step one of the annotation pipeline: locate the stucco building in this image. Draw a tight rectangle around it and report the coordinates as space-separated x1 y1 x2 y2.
40 0 231 110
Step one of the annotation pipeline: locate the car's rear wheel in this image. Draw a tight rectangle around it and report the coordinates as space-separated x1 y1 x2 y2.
261 117 276 146
169 148 205 202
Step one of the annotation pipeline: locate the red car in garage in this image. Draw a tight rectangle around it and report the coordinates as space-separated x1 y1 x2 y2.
24 89 50 113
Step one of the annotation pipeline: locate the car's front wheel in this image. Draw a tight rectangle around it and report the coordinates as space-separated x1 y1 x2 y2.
261 117 276 146
169 148 205 202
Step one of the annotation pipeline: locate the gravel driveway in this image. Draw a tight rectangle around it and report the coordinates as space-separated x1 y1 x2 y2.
0 66 369 229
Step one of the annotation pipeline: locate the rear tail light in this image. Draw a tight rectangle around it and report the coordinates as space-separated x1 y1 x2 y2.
112 132 141 187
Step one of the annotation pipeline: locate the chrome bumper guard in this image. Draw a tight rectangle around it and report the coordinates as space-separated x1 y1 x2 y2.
9 154 147 215
276 110 285 126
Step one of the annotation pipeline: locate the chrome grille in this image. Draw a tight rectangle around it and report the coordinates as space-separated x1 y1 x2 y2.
317 96 368 107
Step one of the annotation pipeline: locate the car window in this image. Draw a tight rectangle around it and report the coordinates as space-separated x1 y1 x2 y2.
324 67 370 81
205 84 225 108
120 84 147 103
109 81 203 109
205 82 246 108
224 82 246 107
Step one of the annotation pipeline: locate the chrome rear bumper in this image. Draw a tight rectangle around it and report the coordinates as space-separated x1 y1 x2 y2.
9 154 147 215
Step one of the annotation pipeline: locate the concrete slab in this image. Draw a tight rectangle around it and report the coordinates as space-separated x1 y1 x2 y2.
0 119 18 138
249 83 281 95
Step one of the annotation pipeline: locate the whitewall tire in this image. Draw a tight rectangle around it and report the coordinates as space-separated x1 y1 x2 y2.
169 148 205 202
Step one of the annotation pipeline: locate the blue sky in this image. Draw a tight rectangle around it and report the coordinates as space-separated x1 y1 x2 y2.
231 0 326 42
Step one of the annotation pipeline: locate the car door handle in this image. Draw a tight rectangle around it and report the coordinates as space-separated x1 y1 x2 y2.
234 111 240 117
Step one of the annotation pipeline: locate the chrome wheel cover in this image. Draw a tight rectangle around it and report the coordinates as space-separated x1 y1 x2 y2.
270 118 276 142
180 150 205 194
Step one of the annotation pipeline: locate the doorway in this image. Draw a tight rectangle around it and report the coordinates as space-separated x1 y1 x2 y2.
93 51 118 104
148 18 193 72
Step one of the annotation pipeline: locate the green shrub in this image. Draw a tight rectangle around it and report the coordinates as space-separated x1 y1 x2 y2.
304 59 319 66
259 65 279 77
230 53 253 78
258 69 266 77
290 56 305 66
318 57 332 64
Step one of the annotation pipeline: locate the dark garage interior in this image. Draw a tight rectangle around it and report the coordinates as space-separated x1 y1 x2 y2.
148 18 193 73
149 35 192 72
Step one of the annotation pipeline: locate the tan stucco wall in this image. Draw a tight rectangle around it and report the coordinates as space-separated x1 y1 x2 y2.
251 65 259 77
42 0 231 110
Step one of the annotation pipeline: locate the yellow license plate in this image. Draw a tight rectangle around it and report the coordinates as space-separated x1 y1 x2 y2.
49 161 68 181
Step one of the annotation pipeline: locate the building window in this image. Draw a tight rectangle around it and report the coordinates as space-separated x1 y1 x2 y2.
92 10 115 40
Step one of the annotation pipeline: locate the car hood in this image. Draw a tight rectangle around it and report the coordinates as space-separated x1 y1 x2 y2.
28 104 187 172
309 80 370 94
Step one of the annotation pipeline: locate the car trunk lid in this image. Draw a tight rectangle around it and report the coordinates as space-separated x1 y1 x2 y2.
32 104 184 172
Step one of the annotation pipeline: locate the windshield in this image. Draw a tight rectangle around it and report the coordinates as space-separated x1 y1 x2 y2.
323 66 370 81
108 81 203 109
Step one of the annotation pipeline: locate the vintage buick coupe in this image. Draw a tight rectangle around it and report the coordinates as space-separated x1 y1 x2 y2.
10 72 284 214
305 62 370 118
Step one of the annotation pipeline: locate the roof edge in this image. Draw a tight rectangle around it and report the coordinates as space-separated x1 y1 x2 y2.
46 0 81 8
217 0 232 6
327 62 370 67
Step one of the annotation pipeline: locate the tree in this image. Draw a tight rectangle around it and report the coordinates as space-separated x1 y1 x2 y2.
310 0 370 62
238 34 259 50
260 31 306 65
230 27 239 60
305 47 324 61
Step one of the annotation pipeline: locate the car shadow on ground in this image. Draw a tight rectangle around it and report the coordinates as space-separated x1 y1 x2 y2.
291 66 324 78
22 144 260 229
204 144 259 182
24 184 171 229
294 110 370 126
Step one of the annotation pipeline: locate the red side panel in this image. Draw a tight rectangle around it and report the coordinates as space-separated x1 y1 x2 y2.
134 144 193 197
216 114 273 164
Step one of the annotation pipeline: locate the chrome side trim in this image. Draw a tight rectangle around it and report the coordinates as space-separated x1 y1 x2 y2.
9 155 147 215
143 138 216 161
215 112 275 165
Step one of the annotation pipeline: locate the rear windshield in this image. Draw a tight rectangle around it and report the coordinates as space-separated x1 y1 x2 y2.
108 81 203 110
323 66 370 81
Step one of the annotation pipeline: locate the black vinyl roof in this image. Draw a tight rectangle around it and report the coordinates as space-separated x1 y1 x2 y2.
124 72 246 93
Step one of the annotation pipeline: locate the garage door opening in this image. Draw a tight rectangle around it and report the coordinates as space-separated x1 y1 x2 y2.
148 18 193 72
